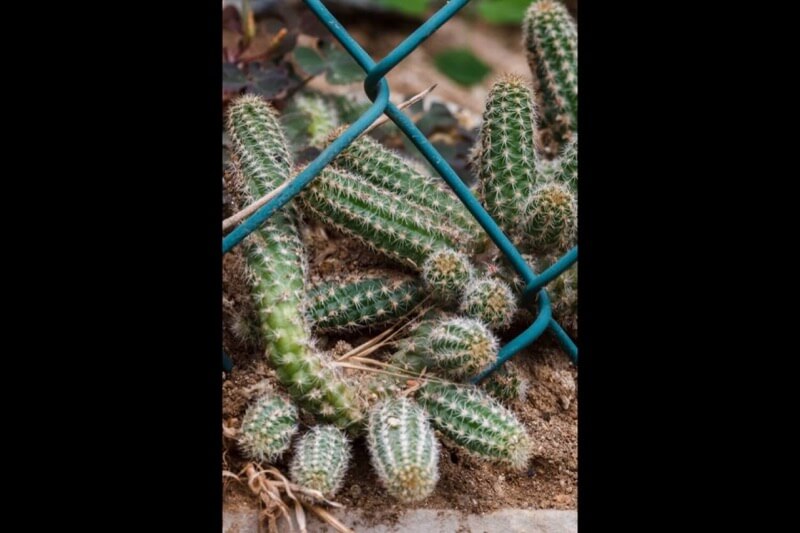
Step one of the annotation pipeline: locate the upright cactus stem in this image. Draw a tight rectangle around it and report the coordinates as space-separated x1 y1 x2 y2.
476 75 541 233
299 166 465 269
329 129 486 252
227 95 362 430
520 182 577 253
416 382 532 470
238 392 299 463
524 0 578 148
367 398 440 503
289 425 351 496
307 275 425 334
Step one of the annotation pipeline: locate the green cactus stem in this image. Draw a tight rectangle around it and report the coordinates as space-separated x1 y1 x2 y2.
298 166 467 269
475 75 541 233
421 248 476 305
289 425 351 496
553 134 577 192
227 95 362 430
460 276 518 331
481 362 529 404
520 182 577 253
416 382 532 470
524 0 578 148
307 274 425 334
328 130 485 251
238 392 299 463
366 398 440 503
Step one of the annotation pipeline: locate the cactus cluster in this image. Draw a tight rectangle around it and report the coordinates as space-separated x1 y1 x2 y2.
289 425 351 496
416 382 532 470
237 392 299 463
307 275 425 333
367 398 440 503
224 1 579 500
524 0 578 149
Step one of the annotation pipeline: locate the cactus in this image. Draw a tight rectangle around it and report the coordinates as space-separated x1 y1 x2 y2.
460 276 518 331
238 392 299 463
535 255 577 336
289 425 351 496
299 166 466 269
422 248 476 305
553 134 577 192
227 95 362 430
416 382 532 470
307 275 425 334
366 398 440 503
388 315 497 382
329 130 485 251
475 75 541 233
482 362 529 404
520 182 577 253
524 0 578 148
282 92 340 150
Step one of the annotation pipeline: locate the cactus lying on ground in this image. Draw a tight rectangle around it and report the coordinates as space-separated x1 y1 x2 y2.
227 95 362 430
389 315 498 379
284 92 340 148
307 275 425 333
238 392 299 463
299 166 467 269
289 425 351 496
524 0 578 148
520 182 577 253
329 130 485 252
416 382 532 470
367 398 440 503
475 75 541 234
460 276 518 331
422 248 476 305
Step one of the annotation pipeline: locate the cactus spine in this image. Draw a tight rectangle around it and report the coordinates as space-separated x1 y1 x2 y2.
289 425 351 496
416 382 532 470
292 93 340 148
367 398 440 503
227 95 361 430
476 75 541 233
299 166 464 269
520 182 577 253
460 276 518 331
482 362 529 404
307 275 425 333
421 248 476 305
238 392 299 463
524 0 578 148
329 131 485 251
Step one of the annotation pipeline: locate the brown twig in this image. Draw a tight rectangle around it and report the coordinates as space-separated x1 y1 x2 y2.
222 84 438 233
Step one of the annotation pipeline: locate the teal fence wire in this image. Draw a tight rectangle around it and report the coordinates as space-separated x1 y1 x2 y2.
222 0 578 382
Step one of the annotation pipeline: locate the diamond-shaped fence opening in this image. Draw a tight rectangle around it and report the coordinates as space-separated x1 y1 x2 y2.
222 0 578 382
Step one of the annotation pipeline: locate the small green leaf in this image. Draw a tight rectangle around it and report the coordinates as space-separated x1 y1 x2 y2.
433 48 491 87
223 63 248 92
377 0 430 16
324 47 364 85
294 47 327 75
477 0 533 24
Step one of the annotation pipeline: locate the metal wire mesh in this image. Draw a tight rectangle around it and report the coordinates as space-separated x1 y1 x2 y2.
222 0 578 381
